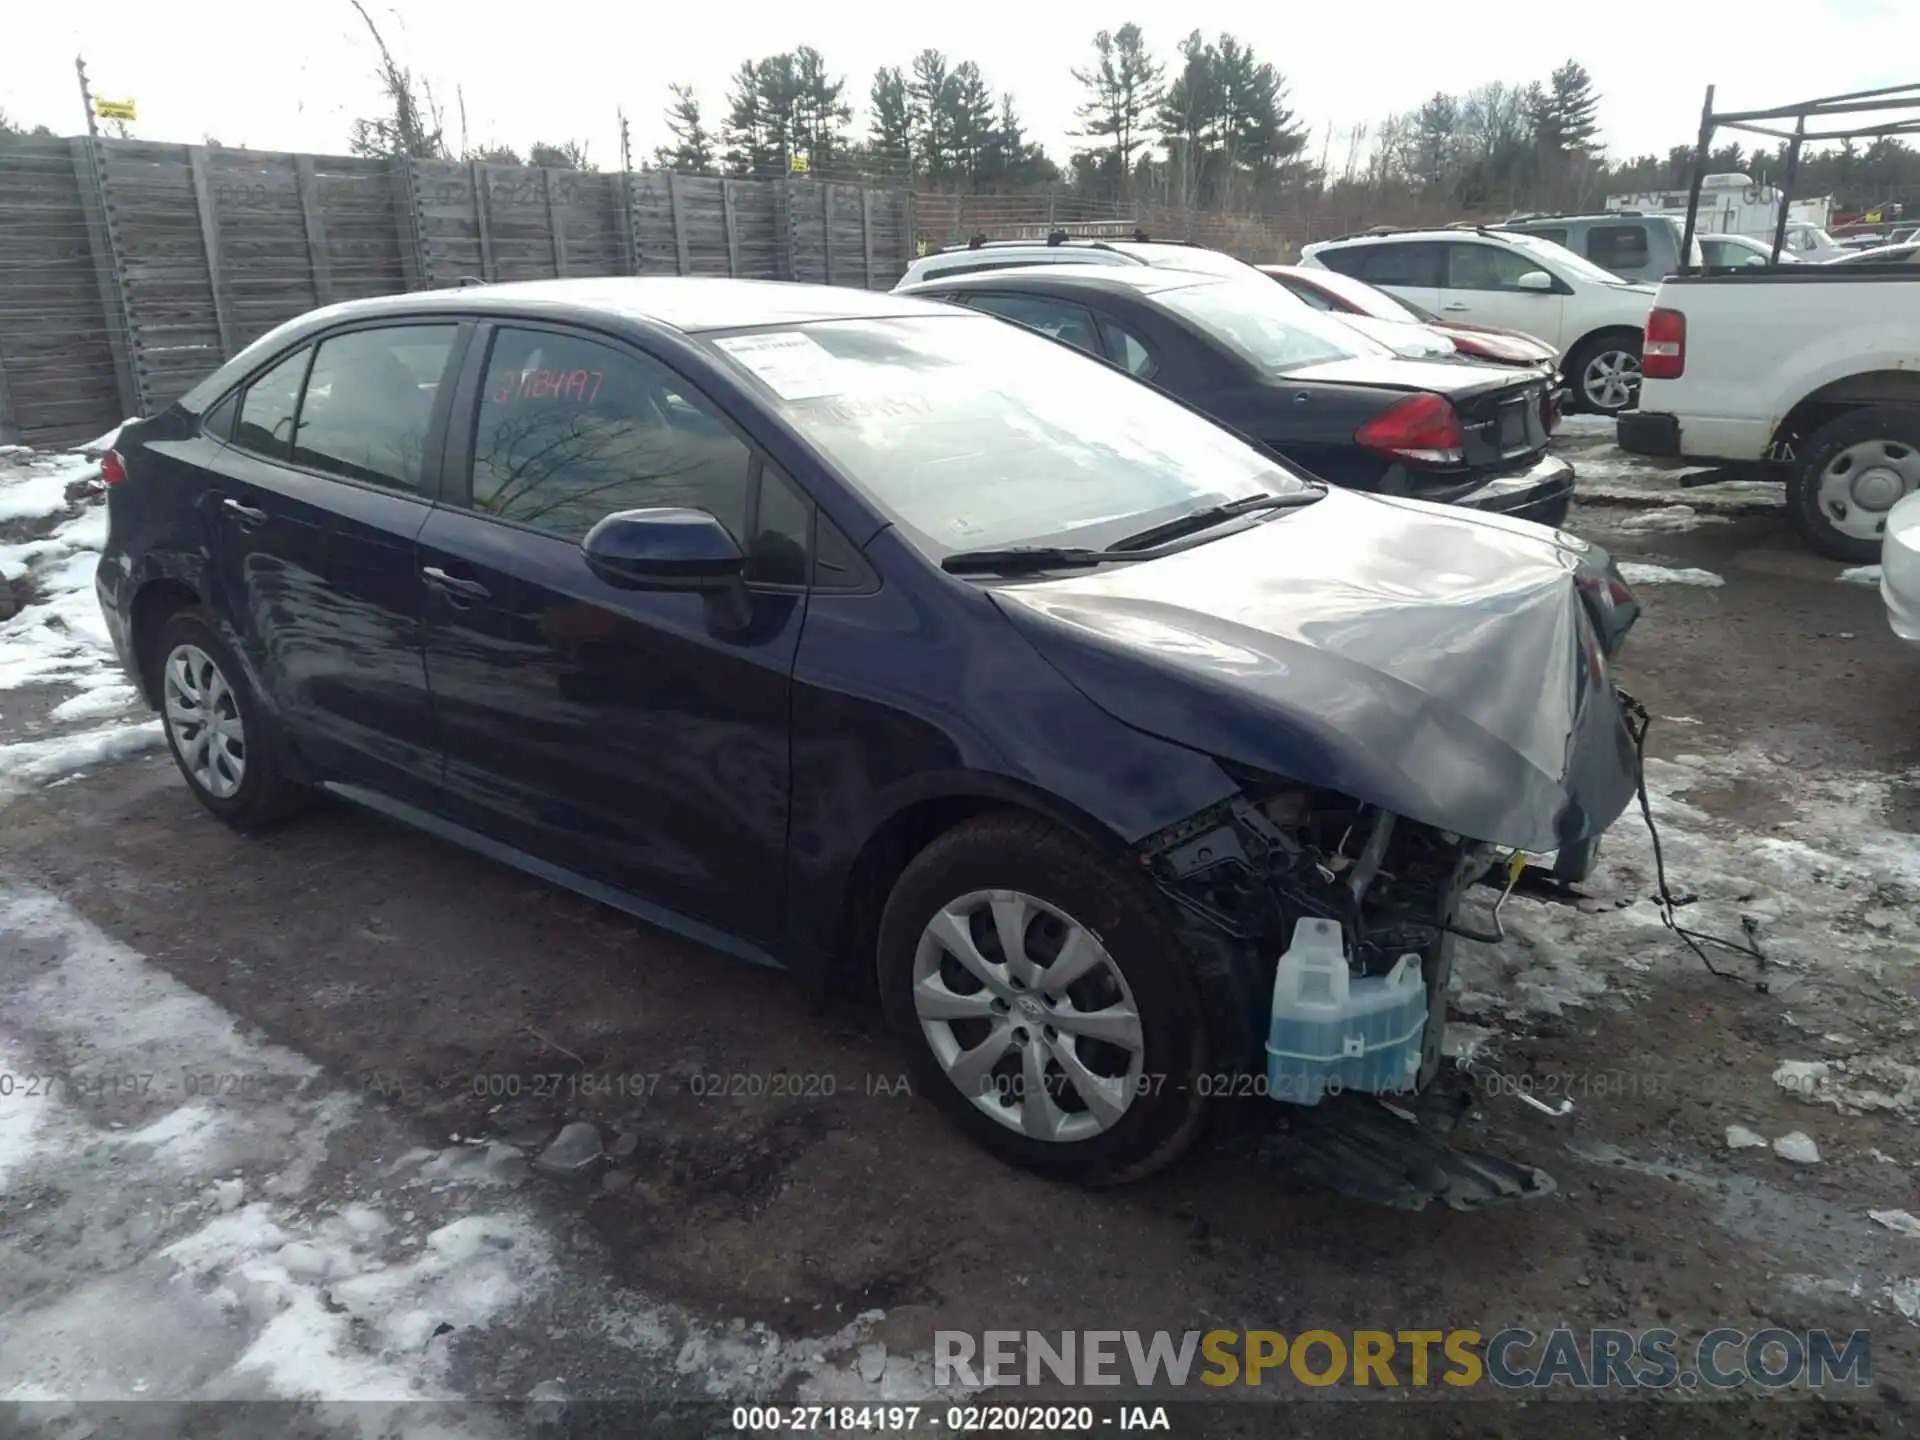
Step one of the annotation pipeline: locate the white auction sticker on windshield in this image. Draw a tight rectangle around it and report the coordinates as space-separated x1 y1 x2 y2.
712 331 844 400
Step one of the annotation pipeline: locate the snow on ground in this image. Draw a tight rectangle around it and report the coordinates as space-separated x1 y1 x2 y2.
1453 742 1920 1117
0 449 152 792
0 453 98 526
1841 565 1884 586
1604 504 1731 535
1617 562 1725 587
1555 414 1618 438
0 883 949 1411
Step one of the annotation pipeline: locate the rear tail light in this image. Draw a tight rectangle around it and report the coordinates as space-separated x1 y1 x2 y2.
99 449 127 486
1642 308 1685 379
1353 393 1465 466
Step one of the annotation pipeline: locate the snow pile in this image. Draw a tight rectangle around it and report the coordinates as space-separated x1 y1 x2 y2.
1604 504 1730 535
1453 745 1920 1069
1618 562 1725 587
0 722 163 790
1840 565 1884 586
0 449 152 789
0 451 97 526
0 497 117 691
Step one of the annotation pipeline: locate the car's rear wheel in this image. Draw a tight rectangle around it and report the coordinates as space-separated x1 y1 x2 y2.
877 812 1209 1185
155 609 309 831
1787 406 1920 562
1567 331 1643 415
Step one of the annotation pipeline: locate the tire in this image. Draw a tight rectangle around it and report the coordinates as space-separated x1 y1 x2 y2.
1566 331 1644 416
1787 405 1920 563
153 608 310 831
876 811 1210 1186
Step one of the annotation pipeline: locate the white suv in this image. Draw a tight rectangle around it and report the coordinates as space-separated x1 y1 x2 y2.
1301 228 1657 414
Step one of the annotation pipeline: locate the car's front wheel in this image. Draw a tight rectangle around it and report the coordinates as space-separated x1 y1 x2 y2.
154 608 309 831
1567 331 1644 415
877 812 1210 1185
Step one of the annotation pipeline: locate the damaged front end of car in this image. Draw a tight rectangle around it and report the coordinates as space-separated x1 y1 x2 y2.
1138 779 1497 1103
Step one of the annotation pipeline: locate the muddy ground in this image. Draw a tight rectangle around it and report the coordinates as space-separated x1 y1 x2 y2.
0 425 1916 1435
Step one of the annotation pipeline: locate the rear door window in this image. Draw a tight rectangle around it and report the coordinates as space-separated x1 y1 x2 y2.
1352 243 1444 288
964 293 1107 360
1097 318 1158 379
292 325 457 492
233 348 311 460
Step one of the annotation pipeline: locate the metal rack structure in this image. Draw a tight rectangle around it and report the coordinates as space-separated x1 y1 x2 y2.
1677 82 1920 269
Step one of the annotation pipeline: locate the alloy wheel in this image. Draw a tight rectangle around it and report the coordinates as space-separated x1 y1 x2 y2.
1581 349 1641 412
1815 437 1920 543
911 889 1145 1143
163 643 247 799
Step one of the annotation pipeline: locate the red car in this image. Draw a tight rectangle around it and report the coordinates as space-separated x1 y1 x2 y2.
1262 264 1561 368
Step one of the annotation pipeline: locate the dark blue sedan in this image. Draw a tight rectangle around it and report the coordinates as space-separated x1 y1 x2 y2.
94 277 1641 1184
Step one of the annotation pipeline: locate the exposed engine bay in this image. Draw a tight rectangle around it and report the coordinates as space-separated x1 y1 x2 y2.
1138 778 1500 1095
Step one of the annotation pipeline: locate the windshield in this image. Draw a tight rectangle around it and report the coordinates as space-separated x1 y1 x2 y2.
1498 231 1633 287
1156 277 1383 373
703 315 1310 559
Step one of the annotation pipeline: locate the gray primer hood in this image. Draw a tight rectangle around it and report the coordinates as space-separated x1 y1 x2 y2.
990 489 1640 853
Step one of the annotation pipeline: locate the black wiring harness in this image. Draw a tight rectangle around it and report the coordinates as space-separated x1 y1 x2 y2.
1619 690 1770 993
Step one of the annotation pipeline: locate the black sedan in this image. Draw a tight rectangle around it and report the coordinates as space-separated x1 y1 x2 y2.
898 264 1575 527
96 277 1640 1185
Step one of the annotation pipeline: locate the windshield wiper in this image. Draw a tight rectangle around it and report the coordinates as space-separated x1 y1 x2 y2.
940 545 1137 576
1104 489 1324 553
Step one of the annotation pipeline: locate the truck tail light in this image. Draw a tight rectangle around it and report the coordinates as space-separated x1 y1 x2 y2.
1642 308 1685 380
99 449 128 486
1354 393 1465 465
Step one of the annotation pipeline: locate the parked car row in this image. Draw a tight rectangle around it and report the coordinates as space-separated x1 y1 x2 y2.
1299 226 1657 415
98 266 1646 1185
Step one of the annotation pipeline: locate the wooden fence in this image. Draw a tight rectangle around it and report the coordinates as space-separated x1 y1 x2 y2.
0 137 919 447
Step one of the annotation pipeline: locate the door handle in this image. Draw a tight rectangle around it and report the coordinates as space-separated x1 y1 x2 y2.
1442 303 1470 313
421 566 491 604
221 497 268 527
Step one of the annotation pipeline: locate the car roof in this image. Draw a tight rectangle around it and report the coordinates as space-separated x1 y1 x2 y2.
275 276 948 336
1832 243 1920 263
1307 229 1514 248
898 263 1219 297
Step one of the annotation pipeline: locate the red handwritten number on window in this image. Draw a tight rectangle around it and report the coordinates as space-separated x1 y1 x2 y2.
492 369 604 405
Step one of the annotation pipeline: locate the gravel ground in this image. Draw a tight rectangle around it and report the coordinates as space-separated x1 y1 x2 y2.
0 427 1915 1435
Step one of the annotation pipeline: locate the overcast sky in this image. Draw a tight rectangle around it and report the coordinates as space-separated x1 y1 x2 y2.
7 0 1914 172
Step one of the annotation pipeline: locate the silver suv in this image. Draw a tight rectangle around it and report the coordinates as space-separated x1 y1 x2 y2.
894 235 1266 290
1494 214 1703 284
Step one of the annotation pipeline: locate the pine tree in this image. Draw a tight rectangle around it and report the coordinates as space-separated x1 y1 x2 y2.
1071 23 1164 197
868 66 919 181
1546 60 1600 153
653 84 714 173
909 50 955 183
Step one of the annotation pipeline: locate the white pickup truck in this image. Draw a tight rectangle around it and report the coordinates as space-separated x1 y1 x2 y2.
1617 264 1920 560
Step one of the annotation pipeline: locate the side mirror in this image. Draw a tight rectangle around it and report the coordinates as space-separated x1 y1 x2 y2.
1516 269 1555 292
581 507 744 591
